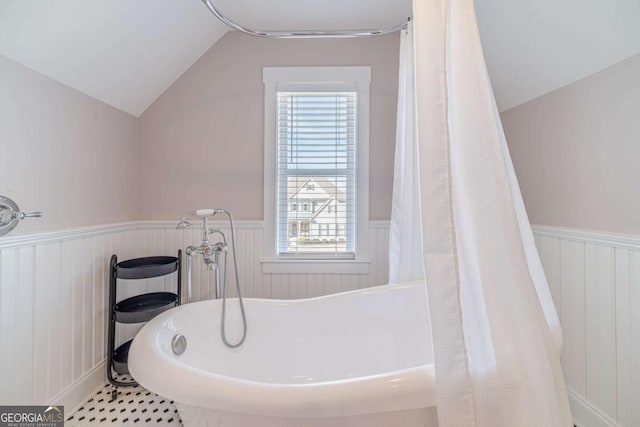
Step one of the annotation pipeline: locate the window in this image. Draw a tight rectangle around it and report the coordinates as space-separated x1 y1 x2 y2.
263 67 370 268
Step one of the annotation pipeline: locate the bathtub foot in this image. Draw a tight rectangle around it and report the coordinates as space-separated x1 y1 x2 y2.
110 387 118 402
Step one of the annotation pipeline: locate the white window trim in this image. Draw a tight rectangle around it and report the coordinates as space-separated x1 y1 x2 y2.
262 66 371 274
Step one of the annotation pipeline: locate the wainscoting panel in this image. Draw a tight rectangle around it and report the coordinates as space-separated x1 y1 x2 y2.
13 219 636 427
0 225 138 410
560 239 587 397
5 221 640 427
135 221 390 301
0 220 390 412
534 226 640 427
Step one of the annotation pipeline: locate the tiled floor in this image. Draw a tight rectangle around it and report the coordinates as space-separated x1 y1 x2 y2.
66 376 183 426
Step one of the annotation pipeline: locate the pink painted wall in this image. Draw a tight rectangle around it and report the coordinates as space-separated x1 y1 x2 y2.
502 53 640 235
138 31 399 221
0 55 139 234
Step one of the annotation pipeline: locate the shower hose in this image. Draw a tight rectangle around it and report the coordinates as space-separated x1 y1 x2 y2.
184 210 247 348
218 210 247 348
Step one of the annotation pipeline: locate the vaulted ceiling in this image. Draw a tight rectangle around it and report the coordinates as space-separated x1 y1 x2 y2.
1 0 639 116
0 0 228 116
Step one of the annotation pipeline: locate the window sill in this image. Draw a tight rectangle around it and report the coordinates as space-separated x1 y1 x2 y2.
261 259 371 275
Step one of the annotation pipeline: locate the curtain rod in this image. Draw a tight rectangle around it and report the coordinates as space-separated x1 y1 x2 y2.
201 0 409 39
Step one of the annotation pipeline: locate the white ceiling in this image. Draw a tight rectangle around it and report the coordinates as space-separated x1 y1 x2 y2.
0 0 228 116
476 0 640 111
1 0 639 116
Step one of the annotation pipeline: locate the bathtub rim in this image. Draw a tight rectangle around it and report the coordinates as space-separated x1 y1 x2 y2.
130 281 437 418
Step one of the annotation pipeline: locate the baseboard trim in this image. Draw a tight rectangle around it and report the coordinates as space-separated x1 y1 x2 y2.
49 361 106 415
568 388 619 427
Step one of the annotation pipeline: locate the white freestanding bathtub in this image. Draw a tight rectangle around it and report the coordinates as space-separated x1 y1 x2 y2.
129 281 439 427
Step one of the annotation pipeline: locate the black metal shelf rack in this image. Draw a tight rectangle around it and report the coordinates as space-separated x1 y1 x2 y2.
107 252 182 399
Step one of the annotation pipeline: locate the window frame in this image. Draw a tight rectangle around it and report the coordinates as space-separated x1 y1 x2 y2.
262 66 371 273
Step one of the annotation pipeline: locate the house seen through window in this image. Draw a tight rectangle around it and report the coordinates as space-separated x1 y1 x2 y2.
277 91 356 255
263 66 370 264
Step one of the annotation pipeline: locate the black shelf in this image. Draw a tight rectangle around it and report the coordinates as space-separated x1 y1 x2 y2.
114 292 178 323
107 251 182 397
116 256 178 279
113 340 133 375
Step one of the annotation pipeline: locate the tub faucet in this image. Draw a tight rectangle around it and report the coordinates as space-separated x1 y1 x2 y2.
182 219 228 298
176 208 247 348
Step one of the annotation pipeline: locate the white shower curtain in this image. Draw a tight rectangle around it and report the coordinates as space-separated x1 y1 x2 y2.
390 0 574 425
389 24 423 283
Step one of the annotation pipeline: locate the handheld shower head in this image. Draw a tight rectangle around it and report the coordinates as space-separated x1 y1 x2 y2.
176 216 192 230
192 208 227 218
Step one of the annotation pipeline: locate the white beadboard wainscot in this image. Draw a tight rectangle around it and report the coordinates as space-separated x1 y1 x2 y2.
533 225 640 427
0 220 390 412
8 219 633 427
136 220 390 300
0 224 139 413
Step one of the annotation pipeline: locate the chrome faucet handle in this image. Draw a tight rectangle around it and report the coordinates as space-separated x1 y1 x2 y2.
212 242 227 252
0 195 43 236
14 211 43 220
176 216 193 230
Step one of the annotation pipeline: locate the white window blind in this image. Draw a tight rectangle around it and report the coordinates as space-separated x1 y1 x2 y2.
276 91 357 257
